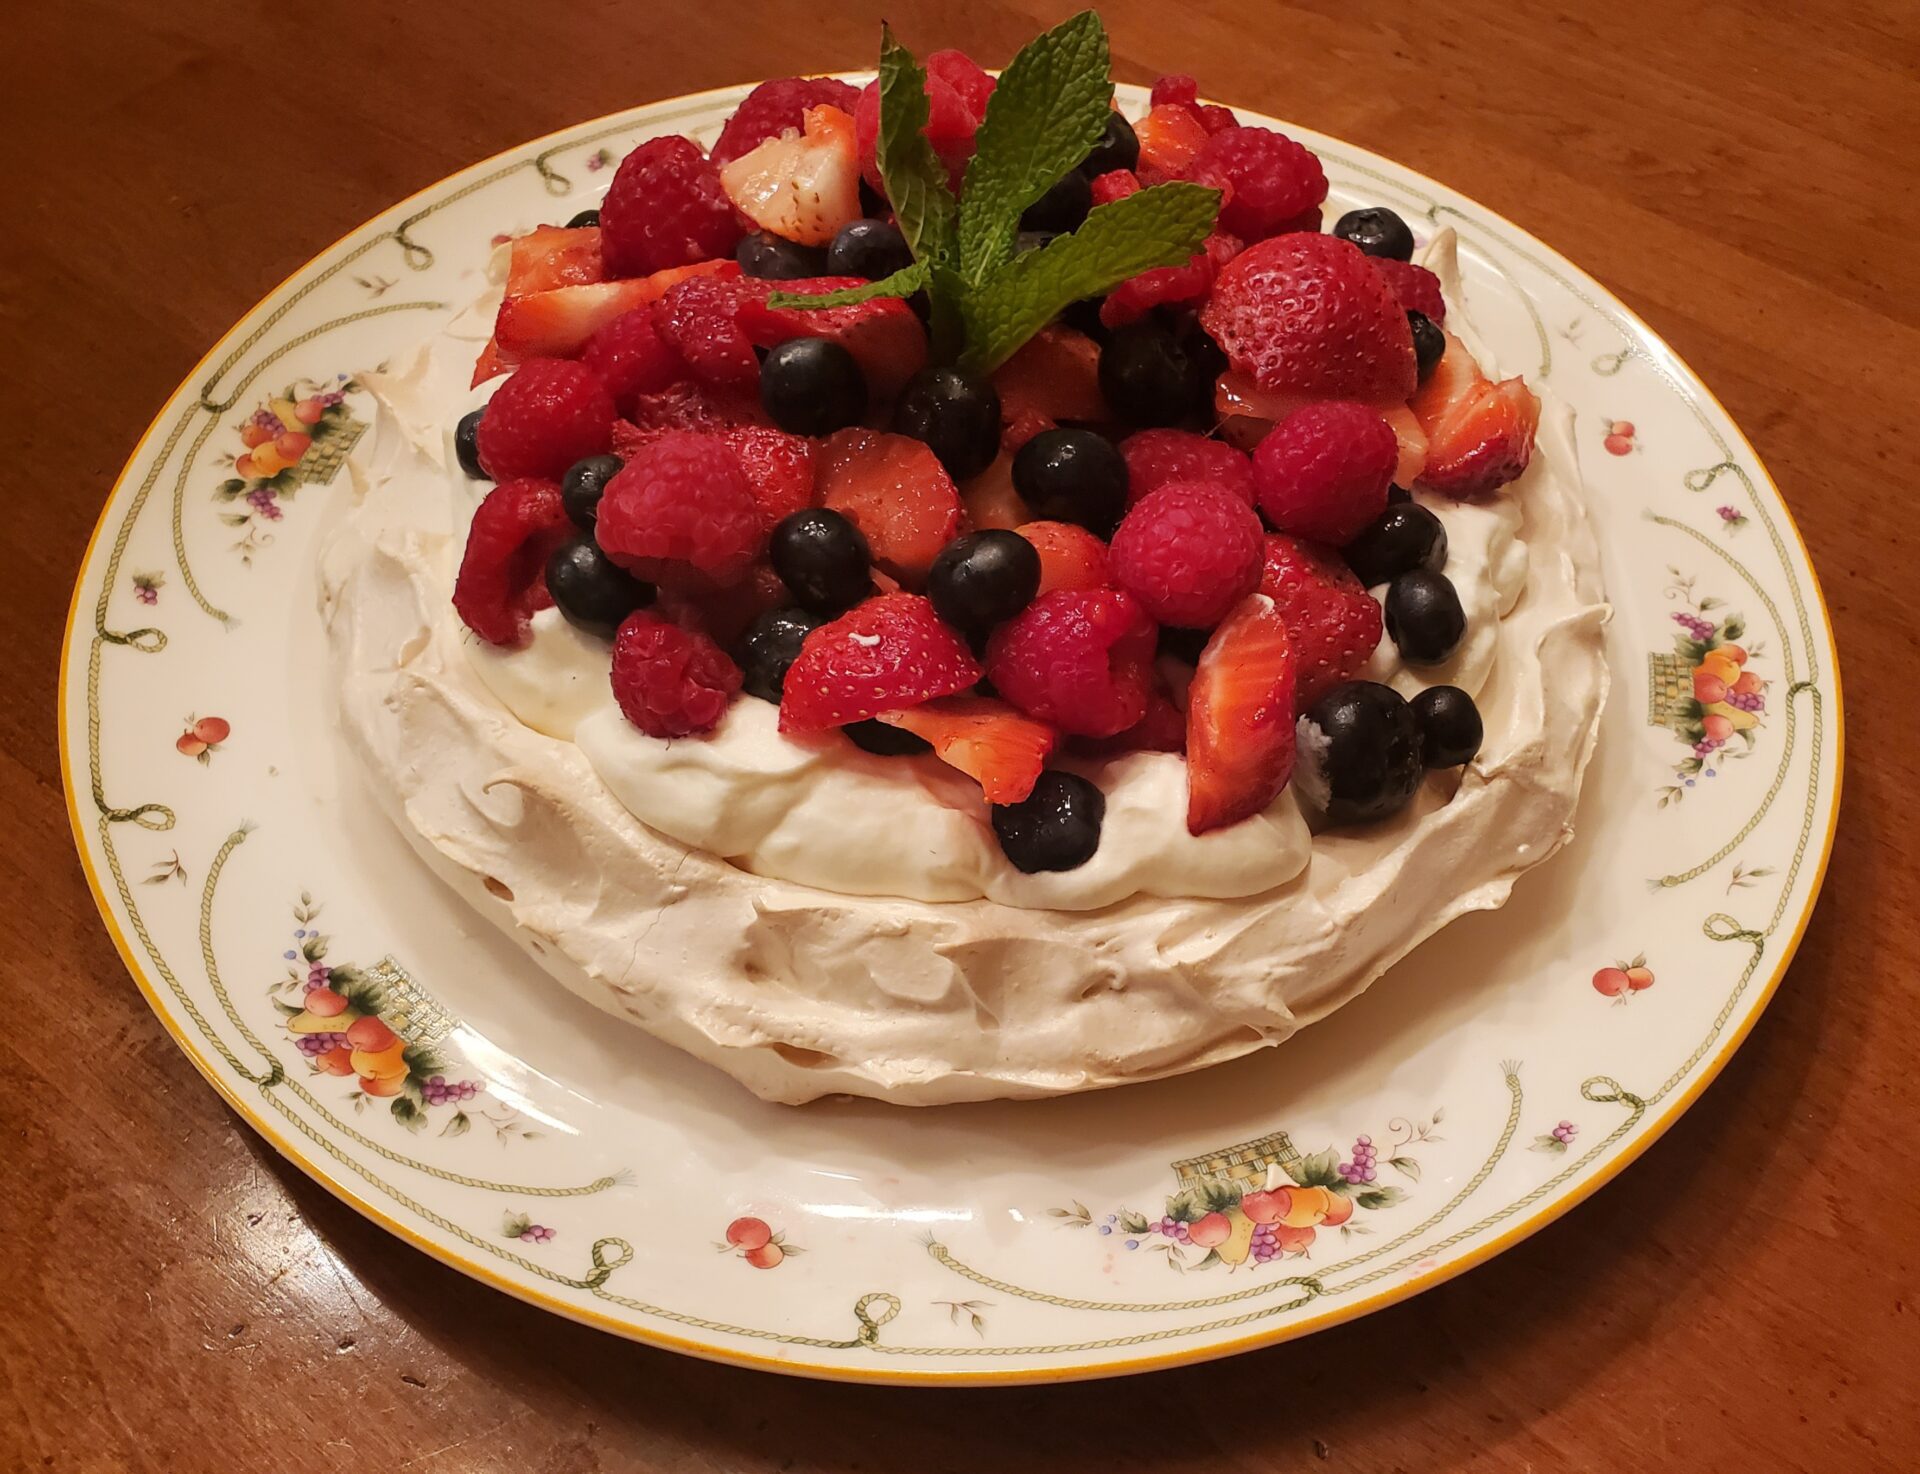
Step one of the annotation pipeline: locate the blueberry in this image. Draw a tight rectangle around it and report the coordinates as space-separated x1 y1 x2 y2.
858 177 889 218
1295 681 1424 825
560 453 623 531
928 530 1042 638
1411 685 1483 768
544 537 654 639
759 338 868 437
1020 170 1092 235
736 231 829 280
1081 110 1140 178
844 719 933 756
565 207 601 229
892 367 1002 481
826 218 913 281
1061 295 1110 342
455 409 487 479
1099 317 1217 427
1387 484 1413 504
1332 206 1415 262
1408 309 1445 382
1384 569 1466 665
1344 502 1448 587
770 508 872 614
1013 428 1129 536
992 771 1105 872
734 607 822 703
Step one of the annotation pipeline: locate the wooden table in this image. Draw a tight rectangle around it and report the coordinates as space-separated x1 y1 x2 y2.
6 1 1914 1467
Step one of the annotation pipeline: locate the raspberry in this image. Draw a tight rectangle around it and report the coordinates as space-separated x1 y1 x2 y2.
615 381 768 448
1258 533 1383 703
854 73 979 195
609 611 741 737
1373 257 1447 323
1195 103 1240 134
925 49 996 118
594 432 765 586
721 427 815 526
1089 168 1140 206
1252 401 1398 545
710 76 863 168
778 594 983 732
1151 74 1200 108
1108 482 1265 630
452 478 573 646
1101 230 1241 328
653 273 759 388
582 307 685 408
1119 429 1258 508
986 588 1158 739
1187 127 1328 241
475 359 615 481
599 135 743 279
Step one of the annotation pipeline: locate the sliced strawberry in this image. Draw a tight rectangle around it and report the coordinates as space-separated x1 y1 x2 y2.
1015 520 1110 596
815 429 964 586
961 453 1032 531
1186 593 1298 835
1259 533 1383 704
718 103 862 248
1409 331 1540 496
735 276 928 398
470 338 512 389
1381 403 1428 489
992 325 1107 428
722 427 815 526
1002 406 1056 455
505 225 605 296
479 259 736 382
779 593 982 731
1134 103 1211 182
876 696 1056 804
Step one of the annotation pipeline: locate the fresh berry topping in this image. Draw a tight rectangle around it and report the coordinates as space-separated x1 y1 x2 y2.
1016 520 1111 596
494 277 671 364
815 429 965 586
769 507 872 614
1343 501 1448 587
505 225 605 296
1411 685 1482 768
1109 482 1265 630
721 426 816 525
877 696 1056 804
475 360 615 481
545 536 656 639
560 453 624 530
960 454 1032 530
1258 533 1385 704
593 432 764 586
845 719 934 756
1195 104 1240 134
1100 229 1239 328
991 770 1106 873
892 367 1003 481
928 530 1042 639
1098 316 1223 426
455 410 485 479
1373 257 1446 323
1088 167 1141 206
1384 568 1466 665
653 273 760 388
1081 111 1140 177
565 209 600 229
985 587 1157 739
1252 400 1398 545
600 135 744 279
1331 206 1415 262
1150 74 1200 108
736 231 829 280
992 324 1107 430
827 218 914 280
735 606 824 703
758 338 868 436
1133 104 1211 182
1407 331 1540 496
617 379 769 442
452 478 574 647
1012 428 1129 536
718 103 862 247
1407 310 1446 381
609 611 742 738
581 306 685 406
1382 403 1430 489
710 76 864 168
655 560 789 651
925 48 998 119
1294 680 1424 825
1080 680 1188 756
779 593 983 731
735 276 929 397
1188 127 1328 241
853 71 981 196
1119 429 1257 508
1185 594 1298 834
1201 233 1418 402
1020 169 1094 235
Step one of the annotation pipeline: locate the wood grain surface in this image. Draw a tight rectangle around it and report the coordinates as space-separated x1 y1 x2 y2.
4 1 1915 1468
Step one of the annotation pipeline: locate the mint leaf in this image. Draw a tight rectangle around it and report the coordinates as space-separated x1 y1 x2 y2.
958 182 1220 372
765 262 928 311
957 10 1112 287
874 27 958 272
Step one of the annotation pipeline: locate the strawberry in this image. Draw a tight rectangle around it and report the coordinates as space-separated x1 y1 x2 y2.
815 429 964 586
1185 593 1299 834
711 76 864 168
1259 533 1383 704
1134 103 1211 182
853 72 980 195
1015 520 1110 596
876 696 1057 804
735 277 928 397
718 104 862 248
960 454 1032 531
1382 403 1429 490
478 260 735 383
1201 233 1418 403
505 225 605 296
1408 330 1540 496
992 325 1107 428
721 427 815 526
779 594 983 731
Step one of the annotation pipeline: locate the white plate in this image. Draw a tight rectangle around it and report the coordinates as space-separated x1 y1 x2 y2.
62 81 1842 1383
